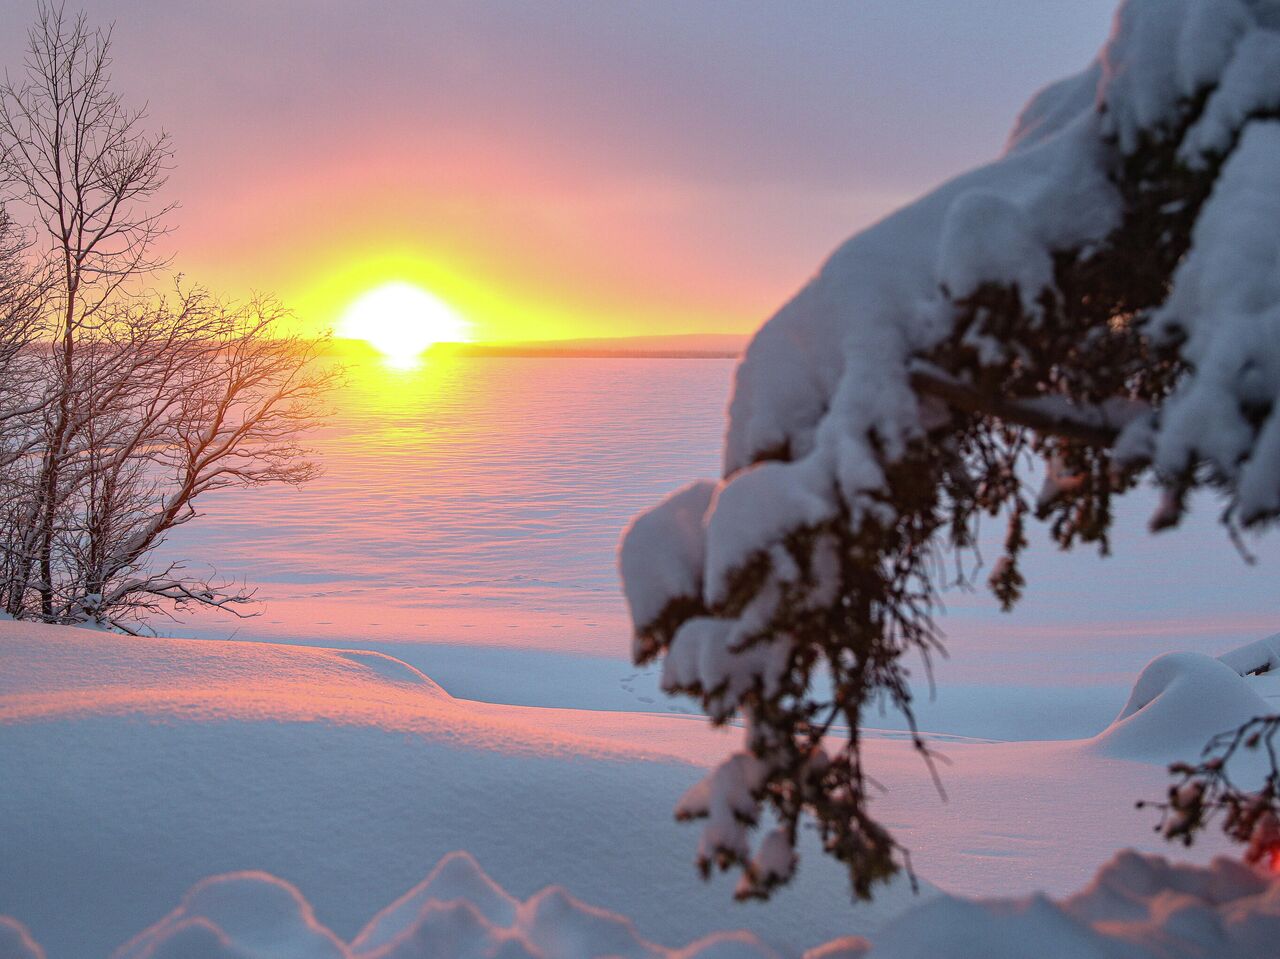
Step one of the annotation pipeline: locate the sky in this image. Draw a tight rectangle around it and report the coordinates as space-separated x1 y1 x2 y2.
0 1 1120 342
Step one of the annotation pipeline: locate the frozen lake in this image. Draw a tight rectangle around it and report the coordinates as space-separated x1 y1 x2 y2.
8 351 1276 956
159 350 1280 740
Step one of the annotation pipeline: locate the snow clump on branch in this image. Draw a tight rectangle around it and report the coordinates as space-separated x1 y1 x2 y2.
621 0 1280 901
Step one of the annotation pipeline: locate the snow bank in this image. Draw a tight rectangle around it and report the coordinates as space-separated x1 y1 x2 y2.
861 850 1280 959
110 853 784 959
1091 651 1272 759
6 619 1274 957
0 621 916 959
3 849 1277 959
113 872 348 959
1219 632 1280 677
618 0 1280 889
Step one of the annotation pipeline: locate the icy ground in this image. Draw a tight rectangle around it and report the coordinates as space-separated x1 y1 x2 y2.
3 622 1278 957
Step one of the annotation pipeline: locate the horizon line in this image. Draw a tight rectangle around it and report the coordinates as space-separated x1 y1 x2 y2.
327 333 747 360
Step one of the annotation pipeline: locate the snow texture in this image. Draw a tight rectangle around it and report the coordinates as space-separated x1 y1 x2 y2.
1150 120 1280 521
351 852 519 954
5 620 1279 958
1219 631 1280 676
113 872 348 959
862 850 1280 959
105 853 785 959
4 849 1280 959
0 620 919 959
1090 651 1272 758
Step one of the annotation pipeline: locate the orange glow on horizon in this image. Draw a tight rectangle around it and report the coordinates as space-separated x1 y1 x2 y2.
170 163 778 346
278 244 639 345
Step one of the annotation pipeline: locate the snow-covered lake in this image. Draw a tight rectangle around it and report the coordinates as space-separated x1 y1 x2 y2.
8 353 1280 958
158 351 1280 741
162 351 728 655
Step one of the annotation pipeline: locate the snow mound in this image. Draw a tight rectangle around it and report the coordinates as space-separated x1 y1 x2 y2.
334 649 444 689
1219 632 1280 677
93 854 783 959
510 887 662 959
112 872 348 959
1 620 915 958
352 852 518 954
862 850 1280 959
5 850 1279 959
1090 651 1271 759
358 863 785 959
0 919 43 959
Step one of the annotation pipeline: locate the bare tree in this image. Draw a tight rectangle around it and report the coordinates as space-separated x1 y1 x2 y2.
0 4 334 630
0 207 48 543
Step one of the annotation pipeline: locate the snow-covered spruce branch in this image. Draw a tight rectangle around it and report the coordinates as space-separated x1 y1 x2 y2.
905 361 1147 449
621 0 1280 902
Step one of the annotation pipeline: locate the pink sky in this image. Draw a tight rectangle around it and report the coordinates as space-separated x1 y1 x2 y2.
0 1 1118 340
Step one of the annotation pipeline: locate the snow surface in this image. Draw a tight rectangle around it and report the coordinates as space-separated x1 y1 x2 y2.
0 919 42 959
0 621 920 959
1090 650 1272 759
861 850 1280 959
1219 631 1280 676
5 622 1277 957
4 847 1279 959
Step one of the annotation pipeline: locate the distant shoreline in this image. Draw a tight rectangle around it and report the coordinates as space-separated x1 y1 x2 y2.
327 334 747 360
449 345 740 360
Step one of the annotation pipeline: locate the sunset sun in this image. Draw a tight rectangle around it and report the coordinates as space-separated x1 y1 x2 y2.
337 281 470 366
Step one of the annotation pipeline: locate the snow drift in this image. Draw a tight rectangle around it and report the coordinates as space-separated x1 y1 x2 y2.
3 621 1275 956
0 621 918 959
0 919 43 959
862 850 1280 959
1090 651 1272 758
4 849 1279 959
102 852 786 959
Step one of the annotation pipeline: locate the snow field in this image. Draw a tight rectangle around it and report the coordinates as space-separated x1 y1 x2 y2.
4 623 1279 956
4 849 1278 959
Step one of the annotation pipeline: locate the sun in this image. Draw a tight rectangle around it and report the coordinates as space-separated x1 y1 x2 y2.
337 282 470 366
